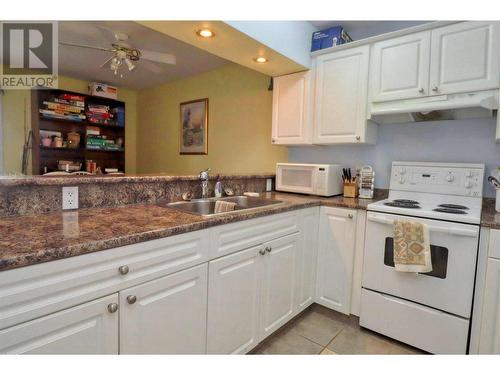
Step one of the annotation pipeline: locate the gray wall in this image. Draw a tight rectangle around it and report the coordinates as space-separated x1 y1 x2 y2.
288 118 500 197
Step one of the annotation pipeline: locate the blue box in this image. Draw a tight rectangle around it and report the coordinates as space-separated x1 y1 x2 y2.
311 26 353 52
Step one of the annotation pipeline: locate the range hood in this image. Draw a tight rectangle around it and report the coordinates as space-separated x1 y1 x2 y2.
369 90 499 124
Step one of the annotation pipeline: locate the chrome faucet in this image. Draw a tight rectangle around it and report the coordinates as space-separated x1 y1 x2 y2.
199 168 211 198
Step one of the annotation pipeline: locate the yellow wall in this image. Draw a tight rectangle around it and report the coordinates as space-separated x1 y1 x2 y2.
1 76 138 174
137 63 287 175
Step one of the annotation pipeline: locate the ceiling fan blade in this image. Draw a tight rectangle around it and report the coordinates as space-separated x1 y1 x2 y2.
140 50 176 65
140 60 163 74
59 41 114 53
99 55 115 69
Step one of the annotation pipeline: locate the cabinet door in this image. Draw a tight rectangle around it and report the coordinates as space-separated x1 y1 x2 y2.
207 245 262 354
272 71 312 145
260 232 299 339
119 264 208 354
313 45 370 144
295 207 319 313
370 31 431 101
316 207 357 315
430 22 500 95
0 294 118 354
479 258 500 353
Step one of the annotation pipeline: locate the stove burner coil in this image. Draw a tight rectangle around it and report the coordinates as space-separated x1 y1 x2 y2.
433 208 467 214
438 204 469 210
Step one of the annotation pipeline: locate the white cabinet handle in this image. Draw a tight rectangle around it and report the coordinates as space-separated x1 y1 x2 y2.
118 265 129 275
367 214 478 237
259 249 266 255
355 135 361 141
126 295 137 304
265 246 272 253
418 88 424 93
348 213 354 219
432 86 439 92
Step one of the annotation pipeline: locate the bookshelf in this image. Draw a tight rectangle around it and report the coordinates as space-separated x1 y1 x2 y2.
31 88 126 175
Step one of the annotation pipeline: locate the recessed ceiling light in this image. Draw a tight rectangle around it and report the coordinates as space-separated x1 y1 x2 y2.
196 29 215 38
254 57 268 63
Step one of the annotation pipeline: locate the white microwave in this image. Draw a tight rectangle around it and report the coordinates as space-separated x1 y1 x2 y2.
276 163 344 196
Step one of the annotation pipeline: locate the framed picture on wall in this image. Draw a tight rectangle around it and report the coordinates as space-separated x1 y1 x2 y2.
179 98 208 155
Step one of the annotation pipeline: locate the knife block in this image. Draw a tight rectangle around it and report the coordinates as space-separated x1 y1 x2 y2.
343 182 358 198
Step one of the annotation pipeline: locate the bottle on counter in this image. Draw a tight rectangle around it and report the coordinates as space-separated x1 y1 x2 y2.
214 175 223 198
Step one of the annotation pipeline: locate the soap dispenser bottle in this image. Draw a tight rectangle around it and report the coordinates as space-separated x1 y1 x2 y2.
214 175 223 198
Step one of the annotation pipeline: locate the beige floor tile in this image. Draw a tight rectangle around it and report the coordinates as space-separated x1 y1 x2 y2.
288 309 345 346
320 348 338 355
251 326 323 355
327 325 424 355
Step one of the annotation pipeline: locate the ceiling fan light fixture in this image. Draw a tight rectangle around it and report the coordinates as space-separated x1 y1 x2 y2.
125 58 136 71
196 29 215 38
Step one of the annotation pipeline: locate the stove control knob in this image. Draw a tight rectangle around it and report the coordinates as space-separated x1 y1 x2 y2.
465 170 474 178
399 176 405 184
446 174 454 182
465 181 473 189
399 167 406 175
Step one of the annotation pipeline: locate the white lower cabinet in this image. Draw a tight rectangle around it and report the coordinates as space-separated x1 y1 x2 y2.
295 207 319 312
260 233 300 338
0 294 118 354
207 232 300 354
315 207 357 314
478 258 500 353
119 264 208 354
207 245 262 354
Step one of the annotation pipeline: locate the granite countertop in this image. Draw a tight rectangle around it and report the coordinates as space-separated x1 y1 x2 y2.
0 191 387 272
480 198 500 229
0 173 276 187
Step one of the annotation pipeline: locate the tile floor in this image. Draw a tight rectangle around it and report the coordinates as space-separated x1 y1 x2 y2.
250 304 425 355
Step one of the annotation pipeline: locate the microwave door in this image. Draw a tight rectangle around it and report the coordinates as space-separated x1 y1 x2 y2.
278 166 315 194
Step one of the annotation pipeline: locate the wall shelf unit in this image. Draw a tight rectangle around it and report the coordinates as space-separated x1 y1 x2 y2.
32 89 125 175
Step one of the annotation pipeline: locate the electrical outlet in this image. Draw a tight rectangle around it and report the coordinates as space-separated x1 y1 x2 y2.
62 186 78 210
266 178 273 192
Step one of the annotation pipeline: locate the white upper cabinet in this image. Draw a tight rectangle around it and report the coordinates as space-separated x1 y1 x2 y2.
313 45 375 144
370 31 431 101
430 21 500 95
272 71 312 145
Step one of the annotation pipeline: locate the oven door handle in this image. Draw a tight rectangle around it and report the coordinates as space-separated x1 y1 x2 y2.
367 214 479 237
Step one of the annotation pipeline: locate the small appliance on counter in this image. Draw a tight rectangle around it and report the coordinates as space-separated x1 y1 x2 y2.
487 174 500 212
358 165 375 199
276 163 343 197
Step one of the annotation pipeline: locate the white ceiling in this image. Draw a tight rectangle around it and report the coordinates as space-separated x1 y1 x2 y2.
310 21 432 40
58 21 230 90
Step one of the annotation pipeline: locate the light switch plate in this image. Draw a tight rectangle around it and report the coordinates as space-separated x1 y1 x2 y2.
62 186 78 210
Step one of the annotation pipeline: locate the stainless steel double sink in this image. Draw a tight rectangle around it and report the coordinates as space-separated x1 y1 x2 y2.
166 195 284 217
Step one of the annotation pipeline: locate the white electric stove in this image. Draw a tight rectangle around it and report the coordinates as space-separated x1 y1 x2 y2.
360 161 485 354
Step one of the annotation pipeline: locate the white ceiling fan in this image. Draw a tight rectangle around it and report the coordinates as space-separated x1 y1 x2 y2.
59 32 176 77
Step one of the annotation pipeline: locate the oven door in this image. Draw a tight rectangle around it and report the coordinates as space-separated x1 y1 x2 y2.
276 165 316 194
363 211 479 318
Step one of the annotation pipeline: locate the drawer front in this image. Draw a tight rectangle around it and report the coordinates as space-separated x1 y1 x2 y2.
0 230 209 330
360 288 469 354
489 230 500 259
209 210 300 259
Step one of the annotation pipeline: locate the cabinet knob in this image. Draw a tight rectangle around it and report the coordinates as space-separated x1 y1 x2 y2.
355 135 361 141
265 246 272 253
126 295 137 304
432 86 439 92
348 213 354 219
107 303 119 314
259 249 266 255
118 265 129 275
271 139 276 143
418 88 424 93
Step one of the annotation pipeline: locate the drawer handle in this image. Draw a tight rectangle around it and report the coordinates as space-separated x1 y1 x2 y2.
126 295 137 304
107 303 119 313
118 265 129 275
265 246 272 253
348 213 354 219
259 249 266 255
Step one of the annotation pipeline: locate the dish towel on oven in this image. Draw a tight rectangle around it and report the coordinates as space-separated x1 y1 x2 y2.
393 220 432 273
214 200 237 213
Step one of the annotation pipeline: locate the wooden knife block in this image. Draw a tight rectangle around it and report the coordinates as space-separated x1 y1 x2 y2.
343 182 359 198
